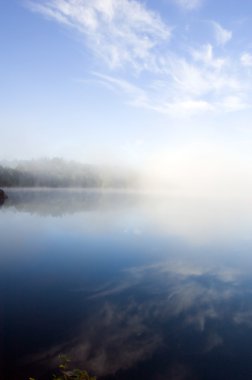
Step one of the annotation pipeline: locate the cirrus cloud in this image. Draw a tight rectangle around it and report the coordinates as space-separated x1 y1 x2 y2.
26 0 251 118
212 21 232 45
27 0 171 70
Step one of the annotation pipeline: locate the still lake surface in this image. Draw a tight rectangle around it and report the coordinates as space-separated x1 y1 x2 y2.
1 189 252 379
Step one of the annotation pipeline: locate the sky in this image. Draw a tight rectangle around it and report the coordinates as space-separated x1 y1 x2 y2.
1 0 252 186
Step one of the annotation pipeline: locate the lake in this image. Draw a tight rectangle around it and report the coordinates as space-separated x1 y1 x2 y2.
1 189 252 380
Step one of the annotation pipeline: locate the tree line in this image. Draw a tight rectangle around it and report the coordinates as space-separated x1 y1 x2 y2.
0 158 137 188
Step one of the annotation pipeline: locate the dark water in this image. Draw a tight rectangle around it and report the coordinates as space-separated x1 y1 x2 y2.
1 189 252 380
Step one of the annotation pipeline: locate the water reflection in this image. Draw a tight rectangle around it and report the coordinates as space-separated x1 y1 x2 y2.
1 190 252 379
19 259 252 379
0 189 7 206
3 189 140 216
3 189 252 245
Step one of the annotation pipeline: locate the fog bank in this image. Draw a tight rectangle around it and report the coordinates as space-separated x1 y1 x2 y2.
141 143 252 197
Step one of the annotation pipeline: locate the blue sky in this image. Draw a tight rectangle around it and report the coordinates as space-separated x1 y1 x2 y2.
1 0 252 172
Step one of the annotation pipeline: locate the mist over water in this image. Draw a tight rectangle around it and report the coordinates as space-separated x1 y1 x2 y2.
3 137 252 198
1 141 252 380
1 185 252 380
2 187 252 244
140 142 252 198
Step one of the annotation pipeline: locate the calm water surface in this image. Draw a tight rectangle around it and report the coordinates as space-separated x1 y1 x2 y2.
1 189 252 380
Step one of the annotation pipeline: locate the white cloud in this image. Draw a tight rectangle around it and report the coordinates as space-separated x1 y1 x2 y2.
241 52 252 67
27 0 251 117
173 0 202 10
27 0 171 70
220 96 248 112
93 72 148 108
191 44 226 69
212 21 232 45
93 52 248 117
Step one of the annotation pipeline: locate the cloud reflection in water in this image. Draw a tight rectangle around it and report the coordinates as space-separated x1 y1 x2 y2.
23 258 252 379
2 189 252 379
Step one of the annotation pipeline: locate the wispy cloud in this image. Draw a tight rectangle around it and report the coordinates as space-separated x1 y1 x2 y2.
172 0 202 11
240 52 252 67
27 0 171 70
93 72 148 107
93 47 247 117
212 21 232 45
27 1 251 117
191 44 226 69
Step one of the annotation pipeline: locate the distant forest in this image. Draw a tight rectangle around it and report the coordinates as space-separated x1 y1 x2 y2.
0 158 138 188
